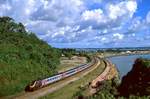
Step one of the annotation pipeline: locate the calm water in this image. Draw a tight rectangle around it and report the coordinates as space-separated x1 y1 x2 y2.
108 54 150 78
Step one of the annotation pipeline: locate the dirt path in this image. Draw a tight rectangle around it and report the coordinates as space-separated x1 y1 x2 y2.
12 57 101 99
89 59 118 95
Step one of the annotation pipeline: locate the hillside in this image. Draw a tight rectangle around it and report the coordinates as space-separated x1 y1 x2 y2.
118 58 150 97
0 17 61 96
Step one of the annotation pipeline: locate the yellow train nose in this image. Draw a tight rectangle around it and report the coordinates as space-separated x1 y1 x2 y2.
25 81 36 92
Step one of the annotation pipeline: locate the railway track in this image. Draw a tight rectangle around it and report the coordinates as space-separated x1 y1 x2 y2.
25 57 98 91
11 57 101 99
89 59 113 94
90 59 111 88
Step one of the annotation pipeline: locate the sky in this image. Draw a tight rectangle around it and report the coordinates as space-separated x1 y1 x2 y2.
0 0 150 48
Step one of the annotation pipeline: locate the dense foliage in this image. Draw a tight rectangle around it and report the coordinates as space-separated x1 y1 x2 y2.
61 48 76 59
118 58 150 97
0 17 61 96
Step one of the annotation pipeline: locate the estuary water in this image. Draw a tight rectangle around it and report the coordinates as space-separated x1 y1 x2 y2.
108 54 150 78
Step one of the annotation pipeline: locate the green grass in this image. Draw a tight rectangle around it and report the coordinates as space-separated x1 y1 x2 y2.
0 59 55 97
0 42 60 97
40 60 105 99
143 60 150 68
0 17 61 97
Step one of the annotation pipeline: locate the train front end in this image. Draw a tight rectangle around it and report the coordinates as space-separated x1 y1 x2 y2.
25 80 42 92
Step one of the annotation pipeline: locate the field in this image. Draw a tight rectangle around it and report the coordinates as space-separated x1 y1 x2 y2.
57 56 87 73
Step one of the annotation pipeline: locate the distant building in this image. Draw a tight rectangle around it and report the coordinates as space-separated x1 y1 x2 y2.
126 51 131 54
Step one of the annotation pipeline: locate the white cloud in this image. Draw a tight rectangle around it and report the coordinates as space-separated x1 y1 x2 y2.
1 0 150 48
146 11 150 23
0 3 11 16
126 0 137 14
81 9 105 23
113 33 124 40
130 17 141 29
103 29 108 33
80 0 137 31
108 0 137 20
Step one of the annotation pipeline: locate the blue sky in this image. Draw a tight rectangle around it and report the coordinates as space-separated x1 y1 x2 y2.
134 0 150 18
0 0 150 48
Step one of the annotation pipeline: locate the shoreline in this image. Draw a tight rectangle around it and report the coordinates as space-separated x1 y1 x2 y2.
105 53 150 80
105 52 150 59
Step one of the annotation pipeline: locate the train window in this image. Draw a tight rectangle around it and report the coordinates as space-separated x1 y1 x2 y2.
52 76 59 80
47 78 53 81
66 70 75 74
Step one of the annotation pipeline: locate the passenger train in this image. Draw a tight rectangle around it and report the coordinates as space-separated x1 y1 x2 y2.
25 57 98 91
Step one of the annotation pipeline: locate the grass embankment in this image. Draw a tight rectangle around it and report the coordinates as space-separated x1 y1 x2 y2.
0 17 61 97
41 60 105 99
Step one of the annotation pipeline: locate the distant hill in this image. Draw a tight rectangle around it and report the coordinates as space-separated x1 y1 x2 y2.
118 58 150 97
0 17 61 96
